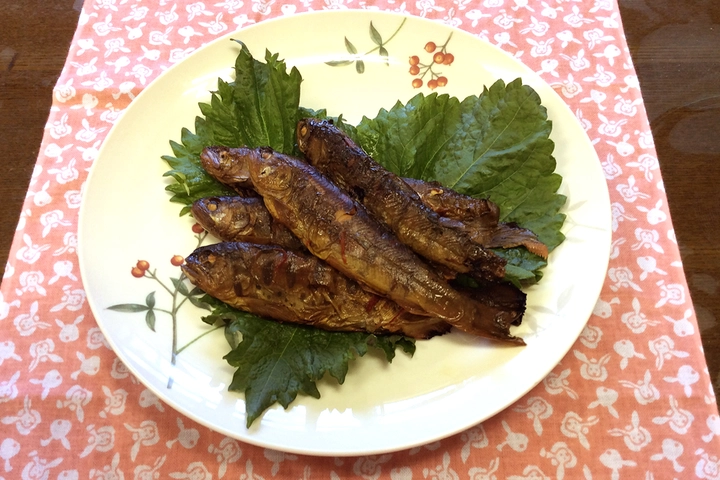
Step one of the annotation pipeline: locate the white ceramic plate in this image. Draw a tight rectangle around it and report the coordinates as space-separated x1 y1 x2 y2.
79 11 611 456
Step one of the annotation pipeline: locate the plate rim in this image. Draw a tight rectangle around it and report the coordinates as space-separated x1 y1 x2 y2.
77 9 612 456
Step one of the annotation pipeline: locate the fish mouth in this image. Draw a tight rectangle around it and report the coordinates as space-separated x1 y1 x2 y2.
180 252 208 285
180 262 200 285
200 146 252 186
200 146 227 175
190 198 218 231
181 248 218 287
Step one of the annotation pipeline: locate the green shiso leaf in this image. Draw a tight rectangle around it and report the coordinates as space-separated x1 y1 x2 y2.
355 92 462 180
162 44 565 425
202 297 413 427
162 44 415 426
161 41 304 213
354 78 566 283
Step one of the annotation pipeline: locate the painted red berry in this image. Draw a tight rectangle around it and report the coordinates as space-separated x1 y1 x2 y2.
171 255 184 266
433 52 445 64
437 76 448 87
409 55 420 66
136 260 150 271
424 41 436 53
442 53 455 65
192 223 205 234
412 78 423 88
131 267 145 278
427 79 438 90
409 65 420 75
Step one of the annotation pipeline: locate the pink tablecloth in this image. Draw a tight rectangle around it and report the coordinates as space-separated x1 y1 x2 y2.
2 0 720 478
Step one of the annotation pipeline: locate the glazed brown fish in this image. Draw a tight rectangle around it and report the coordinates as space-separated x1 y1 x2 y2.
201 145 524 345
192 196 304 251
182 242 451 338
296 118 506 283
402 178 549 259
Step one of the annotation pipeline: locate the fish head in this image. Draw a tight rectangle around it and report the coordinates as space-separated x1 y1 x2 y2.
192 197 224 229
296 117 321 153
201 146 252 188
295 118 335 158
181 244 236 293
192 196 260 240
250 147 296 195
297 117 359 163
192 197 236 232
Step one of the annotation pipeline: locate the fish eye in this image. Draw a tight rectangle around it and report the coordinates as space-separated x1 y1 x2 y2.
298 123 308 139
296 121 310 150
218 150 232 167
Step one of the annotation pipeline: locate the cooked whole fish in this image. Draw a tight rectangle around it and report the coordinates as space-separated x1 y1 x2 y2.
182 242 452 338
296 118 507 283
402 178 549 259
201 145 524 345
192 196 304 251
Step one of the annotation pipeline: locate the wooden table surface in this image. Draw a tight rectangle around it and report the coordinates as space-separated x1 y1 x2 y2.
2 0 719 405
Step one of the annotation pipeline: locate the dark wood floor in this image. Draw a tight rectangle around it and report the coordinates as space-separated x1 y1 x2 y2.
1 1 718 404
